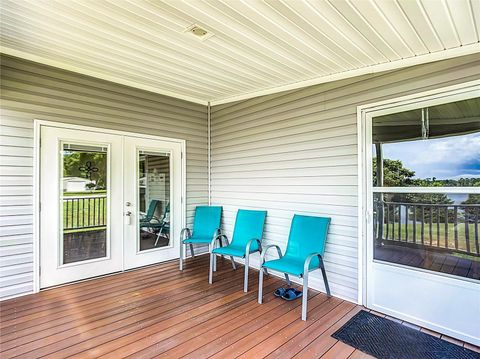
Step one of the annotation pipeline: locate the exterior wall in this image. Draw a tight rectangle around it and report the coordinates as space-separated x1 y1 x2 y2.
1 52 478 302
210 54 480 303
0 55 208 299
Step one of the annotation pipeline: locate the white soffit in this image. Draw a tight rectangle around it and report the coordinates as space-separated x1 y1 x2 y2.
1 0 479 105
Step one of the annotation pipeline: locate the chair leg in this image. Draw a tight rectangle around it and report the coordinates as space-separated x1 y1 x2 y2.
209 251 214 284
302 272 309 321
189 244 195 258
179 242 184 271
230 256 237 270
258 265 264 304
219 238 224 260
285 273 291 286
319 257 331 297
243 255 249 293
154 231 161 247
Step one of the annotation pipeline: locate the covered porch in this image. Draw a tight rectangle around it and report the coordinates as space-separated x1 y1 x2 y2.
1 0 480 357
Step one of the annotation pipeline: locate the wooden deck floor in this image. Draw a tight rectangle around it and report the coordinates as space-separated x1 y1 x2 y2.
375 243 480 279
0 255 477 358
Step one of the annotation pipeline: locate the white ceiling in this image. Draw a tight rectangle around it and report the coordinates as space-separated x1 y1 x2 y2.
1 0 479 105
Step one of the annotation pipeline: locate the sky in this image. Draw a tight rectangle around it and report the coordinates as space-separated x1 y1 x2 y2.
380 132 480 180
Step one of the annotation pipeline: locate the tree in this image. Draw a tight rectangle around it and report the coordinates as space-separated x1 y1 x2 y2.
63 150 107 190
462 194 480 223
373 158 416 187
373 158 454 228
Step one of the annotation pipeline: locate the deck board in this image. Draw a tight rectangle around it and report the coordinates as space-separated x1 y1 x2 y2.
0 254 477 358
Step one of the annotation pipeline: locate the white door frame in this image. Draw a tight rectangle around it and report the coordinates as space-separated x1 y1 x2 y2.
357 80 480 342
33 120 186 293
357 79 480 306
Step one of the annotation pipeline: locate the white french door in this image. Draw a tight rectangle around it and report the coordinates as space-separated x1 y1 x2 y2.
123 136 182 269
39 124 184 288
361 83 480 345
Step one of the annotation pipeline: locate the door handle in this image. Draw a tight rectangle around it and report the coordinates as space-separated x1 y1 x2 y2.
125 211 132 225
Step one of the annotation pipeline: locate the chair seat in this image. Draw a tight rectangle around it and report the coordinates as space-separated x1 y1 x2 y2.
212 244 250 258
262 256 316 277
140 221 163 228
183 236 212 244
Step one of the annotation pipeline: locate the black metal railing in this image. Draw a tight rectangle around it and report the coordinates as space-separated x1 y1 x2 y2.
375 202 480 256
63 195 107 231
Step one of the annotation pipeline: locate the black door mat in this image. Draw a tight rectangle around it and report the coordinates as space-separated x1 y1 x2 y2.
332 310 480 359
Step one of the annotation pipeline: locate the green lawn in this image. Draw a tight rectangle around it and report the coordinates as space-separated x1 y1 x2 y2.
380 222 478 254
63 192 107 233
63 190 106 196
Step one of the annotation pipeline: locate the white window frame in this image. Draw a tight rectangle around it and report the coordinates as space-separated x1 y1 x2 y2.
357 79 480 305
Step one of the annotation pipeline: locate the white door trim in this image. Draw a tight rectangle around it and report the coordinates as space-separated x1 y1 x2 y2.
33 120 186 293
356 79 480 306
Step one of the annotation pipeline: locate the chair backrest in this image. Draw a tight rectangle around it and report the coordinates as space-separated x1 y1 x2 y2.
192 206 222 238
145 200 160 221
285 215 331 268
230 209 267 252
162 202 170 223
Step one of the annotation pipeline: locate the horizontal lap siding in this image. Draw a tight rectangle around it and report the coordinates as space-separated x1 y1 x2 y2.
0 54 208 299
210 54 480 303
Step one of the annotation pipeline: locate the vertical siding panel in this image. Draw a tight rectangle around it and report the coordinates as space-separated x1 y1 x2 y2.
210 54 480 303
0 55 208 299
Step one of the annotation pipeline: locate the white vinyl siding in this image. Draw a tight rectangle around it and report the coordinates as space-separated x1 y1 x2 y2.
0 54 208 299
1 52 479 302
210 54 480 303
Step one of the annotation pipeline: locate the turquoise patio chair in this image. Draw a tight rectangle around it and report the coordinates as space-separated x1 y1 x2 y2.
139 199 160 228
258 214 331 321
209 209 267 292
179 206 222 271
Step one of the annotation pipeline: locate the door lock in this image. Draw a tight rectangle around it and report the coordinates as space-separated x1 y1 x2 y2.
125 211 132 225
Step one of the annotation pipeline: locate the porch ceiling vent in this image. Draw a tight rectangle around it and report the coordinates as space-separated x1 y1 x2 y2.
184 24 214 41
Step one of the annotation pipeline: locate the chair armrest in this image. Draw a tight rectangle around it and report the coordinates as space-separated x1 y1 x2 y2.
211 233 227 250
149 216 162 224
260 244 284 266
245 238 262 255
303 252 324 275
180 228 191 241
213 228 222 240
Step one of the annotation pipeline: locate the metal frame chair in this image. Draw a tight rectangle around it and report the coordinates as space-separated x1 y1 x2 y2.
209 209 267 292
139 199 160 230
258 214 331 321
153 202 170 247
179 206 222 271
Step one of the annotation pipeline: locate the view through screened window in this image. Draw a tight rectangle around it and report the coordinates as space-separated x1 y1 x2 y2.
372 97 479 279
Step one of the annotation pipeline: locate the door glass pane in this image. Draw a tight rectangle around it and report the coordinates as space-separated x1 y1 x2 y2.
372 96 480 280
62 144 108 264
373 192 479 280
138 151 171 251
373 97 480 187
